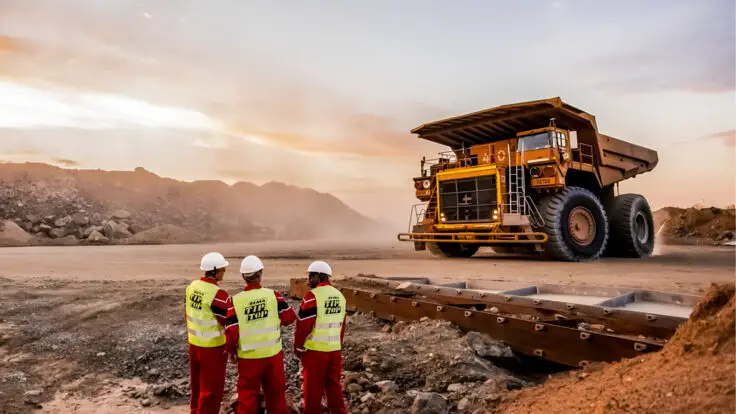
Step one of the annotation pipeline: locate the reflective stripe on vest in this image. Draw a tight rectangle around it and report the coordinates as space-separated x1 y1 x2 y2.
232 288 282 359
304 285 346 352
185 280 226 347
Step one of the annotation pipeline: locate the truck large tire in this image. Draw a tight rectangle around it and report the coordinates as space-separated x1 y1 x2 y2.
607 194 654 258
428 242 480 258
535 187 609 262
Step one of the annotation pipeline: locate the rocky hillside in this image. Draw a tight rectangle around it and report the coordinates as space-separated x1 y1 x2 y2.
0 163 381 246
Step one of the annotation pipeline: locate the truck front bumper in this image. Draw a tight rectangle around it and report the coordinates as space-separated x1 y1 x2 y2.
397 231 548 248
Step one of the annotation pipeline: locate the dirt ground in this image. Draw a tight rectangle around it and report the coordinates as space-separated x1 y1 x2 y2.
0 241 734 413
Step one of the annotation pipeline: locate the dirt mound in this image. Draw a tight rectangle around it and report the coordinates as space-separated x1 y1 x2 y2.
494 283 736 414
0 162 381 246
655 206 735 244
0 220 32 246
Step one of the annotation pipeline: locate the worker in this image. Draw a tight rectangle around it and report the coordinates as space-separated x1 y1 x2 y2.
186 252 238 414
231 255 296 414
294 260 348 414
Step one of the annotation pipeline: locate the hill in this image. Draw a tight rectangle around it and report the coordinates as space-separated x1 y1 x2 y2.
654 205 735 245
0 162 382 246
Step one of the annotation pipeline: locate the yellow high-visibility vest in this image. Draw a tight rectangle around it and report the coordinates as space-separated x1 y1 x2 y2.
233 288 282 359
304 285 346 352
185 280 226 347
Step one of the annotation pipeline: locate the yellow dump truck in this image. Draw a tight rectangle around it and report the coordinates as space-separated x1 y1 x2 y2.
397 97 659 261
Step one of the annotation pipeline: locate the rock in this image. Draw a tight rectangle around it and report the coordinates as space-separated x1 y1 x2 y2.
488 307 500 314
360 392 375 403
72 213 89 226
43 215 55 223
0 220 33 245
457 397 471 412
140 398 152 407
23 390 42 397
83 226 104 238
411 392 449 414
407 390 419 398
344 372 362 384
96 352 106 357
128 223 146 234
375 380 398 393
447 383 464 393
22 222 33 232
26 214 41 225
39 224 51 233
346 383 363 394
58 235 79 245
465 332 514 359
382 325 392 333
103 221 117 238
49 228 66 239
54 215 71 227
113 209 131 219
103 221 132 239
117 222 131 232
88 230 109 243
393 321 407 333
420 317 430 323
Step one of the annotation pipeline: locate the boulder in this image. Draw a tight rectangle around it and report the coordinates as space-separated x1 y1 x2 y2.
39 224 52 233
22 222 33 232
58 235 79 246
54 215 72 228
375 380 399 393
26 214 41 225
465 332 514 360
49 228 66 239
411 392 449 414
71 213 90 226
112 210 131 220
0 220 33 246
446 383 464 393
457 397 471 412
103 221 132 239
128 223 146 234
88 231 109 243
83 226 104 238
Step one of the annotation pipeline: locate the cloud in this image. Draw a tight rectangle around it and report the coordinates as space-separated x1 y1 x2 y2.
584 1 735 94
51 158 79 167
0 1 439 160
675 129 736 147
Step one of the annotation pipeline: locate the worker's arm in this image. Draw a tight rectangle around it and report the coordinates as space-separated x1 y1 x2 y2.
211 289 239 355
274 291 297 326
293 292 317 358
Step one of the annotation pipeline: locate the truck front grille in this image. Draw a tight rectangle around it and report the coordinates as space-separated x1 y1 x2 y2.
439 175 498 223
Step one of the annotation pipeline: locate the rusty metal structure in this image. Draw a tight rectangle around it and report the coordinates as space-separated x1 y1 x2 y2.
289 275 698 367
398 97 659 261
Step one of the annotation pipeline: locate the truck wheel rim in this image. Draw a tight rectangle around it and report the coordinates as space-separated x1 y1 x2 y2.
635 212 649 243
568 206 596 246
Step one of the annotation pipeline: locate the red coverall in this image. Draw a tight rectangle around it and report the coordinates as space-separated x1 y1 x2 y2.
230 283 297 414
294 282 348 414
188 277 239 414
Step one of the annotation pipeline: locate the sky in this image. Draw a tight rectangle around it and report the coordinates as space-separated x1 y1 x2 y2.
0 0 734 229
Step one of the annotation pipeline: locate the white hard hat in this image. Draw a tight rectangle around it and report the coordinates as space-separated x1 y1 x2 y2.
307 260 332 276
240 255 264 274
200 252 229 271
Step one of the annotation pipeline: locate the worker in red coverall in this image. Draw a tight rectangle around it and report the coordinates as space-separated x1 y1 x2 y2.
230 255 296 414
294 260 348 414
185 252 239 414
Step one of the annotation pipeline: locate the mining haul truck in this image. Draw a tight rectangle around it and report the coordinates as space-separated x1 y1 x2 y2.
397 97 659 262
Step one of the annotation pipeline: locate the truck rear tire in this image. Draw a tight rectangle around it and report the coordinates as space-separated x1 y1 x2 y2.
535 187 609 262
607 194 654 258
428 242 479 258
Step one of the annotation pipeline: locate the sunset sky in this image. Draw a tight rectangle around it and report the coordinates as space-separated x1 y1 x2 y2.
0 0 734 228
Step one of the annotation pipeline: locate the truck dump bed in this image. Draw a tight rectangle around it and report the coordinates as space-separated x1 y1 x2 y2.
411 97 658 186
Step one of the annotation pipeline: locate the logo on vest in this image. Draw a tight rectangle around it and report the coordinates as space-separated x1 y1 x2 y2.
244 298 269 321
324 295 342 315
189 289 204 310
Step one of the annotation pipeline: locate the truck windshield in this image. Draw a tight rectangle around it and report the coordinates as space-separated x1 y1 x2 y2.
518 132 552 151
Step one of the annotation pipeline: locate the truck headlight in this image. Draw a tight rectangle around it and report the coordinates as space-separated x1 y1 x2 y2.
422 180 431 189
440 212 446 222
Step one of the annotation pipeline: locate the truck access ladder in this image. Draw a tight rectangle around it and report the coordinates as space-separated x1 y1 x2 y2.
504 142 543 227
